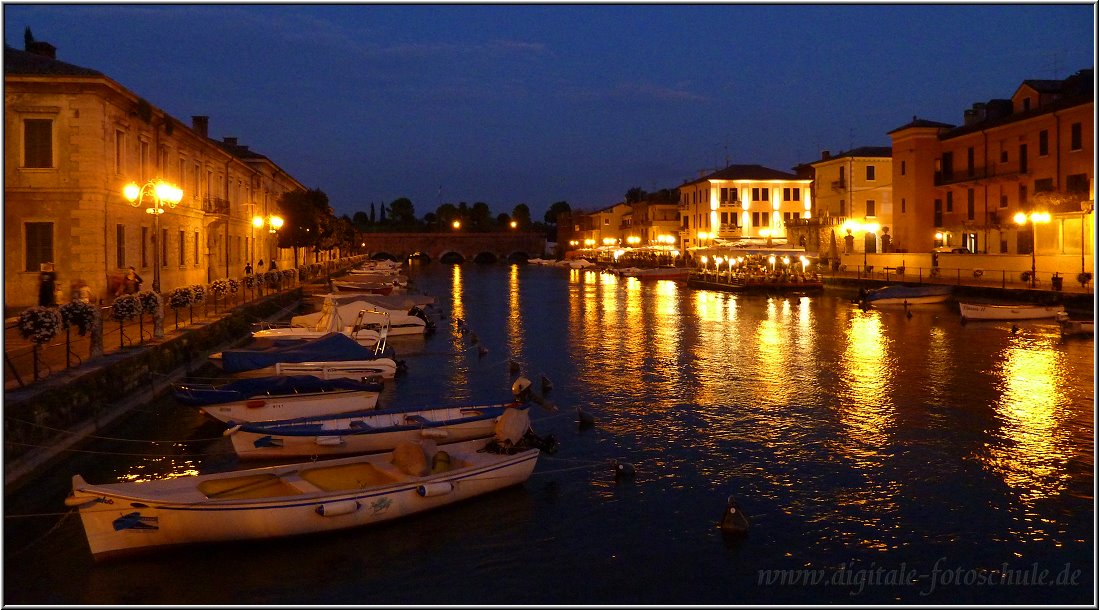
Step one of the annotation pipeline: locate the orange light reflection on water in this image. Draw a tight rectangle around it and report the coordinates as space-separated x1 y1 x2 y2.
507 264 523 358
979 335 1073 506
447 264 471 399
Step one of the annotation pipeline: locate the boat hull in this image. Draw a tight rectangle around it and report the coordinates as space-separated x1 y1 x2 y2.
959 302 1066 321
231 359 399 380
228 404 529 460
66 438 538 561
868 294 951 306
198 389 380 424
251 328 381 347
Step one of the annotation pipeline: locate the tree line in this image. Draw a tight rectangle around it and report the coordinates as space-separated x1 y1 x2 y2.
273 190 576 263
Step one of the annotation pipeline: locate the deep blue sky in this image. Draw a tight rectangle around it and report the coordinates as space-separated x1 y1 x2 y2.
3 3 1094 220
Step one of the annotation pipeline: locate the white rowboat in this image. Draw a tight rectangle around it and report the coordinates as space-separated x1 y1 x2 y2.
64 435 538 561
959 302 1066 321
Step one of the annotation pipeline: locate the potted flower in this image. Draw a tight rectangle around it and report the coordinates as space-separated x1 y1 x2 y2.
168 287 194 329
18 306 62 380
110 294 140 348
59 299 98 337
1078 272 1092 288
210 279 229 313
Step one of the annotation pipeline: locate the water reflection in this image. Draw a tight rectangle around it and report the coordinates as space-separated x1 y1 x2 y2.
982 335 1072 504
507 264 523 359
448 264 470 398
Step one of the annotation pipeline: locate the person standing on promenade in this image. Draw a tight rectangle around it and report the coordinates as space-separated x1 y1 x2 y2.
117 266 143 296
38 262 57 307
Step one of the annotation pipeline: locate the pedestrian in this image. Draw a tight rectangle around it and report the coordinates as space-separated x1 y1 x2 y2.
245 261 253 275
38 262 57 307
269 259 277 271
257 259 265 272
77 280 93 303
117 266 142 295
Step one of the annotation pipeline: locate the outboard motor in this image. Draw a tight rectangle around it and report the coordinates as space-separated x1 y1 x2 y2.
511 376 533 403
410 306 436 333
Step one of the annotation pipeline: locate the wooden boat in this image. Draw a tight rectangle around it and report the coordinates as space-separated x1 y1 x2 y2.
291 298 432 336
64 431 538 561
1057 312 1095 337
332 280 395 295
226 400 531 460
251 298 386 347
618 267 690 281
959 302 1066 321
214 332 402 380
174 375 384 424
861 284 952 306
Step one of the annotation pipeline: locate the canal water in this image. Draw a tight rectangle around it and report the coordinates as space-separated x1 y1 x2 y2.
4 262 1093 604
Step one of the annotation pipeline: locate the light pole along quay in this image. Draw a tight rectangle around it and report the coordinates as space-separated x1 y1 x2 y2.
1014 210 1050 288
123 179 183 293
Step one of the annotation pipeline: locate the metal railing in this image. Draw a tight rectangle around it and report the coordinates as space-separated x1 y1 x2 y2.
3 276 300 390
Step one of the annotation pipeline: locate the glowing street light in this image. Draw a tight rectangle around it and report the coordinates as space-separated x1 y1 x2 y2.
123 179 183 293
452 220 461 230
1014 211 1051 288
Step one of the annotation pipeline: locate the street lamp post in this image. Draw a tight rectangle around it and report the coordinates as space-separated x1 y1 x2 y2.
123 179 183 293
1014 211 1050 288
253 215 284 268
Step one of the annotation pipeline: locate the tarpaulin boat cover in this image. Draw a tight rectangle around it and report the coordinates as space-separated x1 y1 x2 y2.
220 332 381 373
174 374 380 406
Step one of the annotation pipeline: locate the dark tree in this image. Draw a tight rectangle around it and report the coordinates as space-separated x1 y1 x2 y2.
511 203 532 229
545 201 571 225
625 187 646 204
388 197 417 228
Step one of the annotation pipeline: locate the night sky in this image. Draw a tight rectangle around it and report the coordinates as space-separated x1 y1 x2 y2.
3 3 1094 220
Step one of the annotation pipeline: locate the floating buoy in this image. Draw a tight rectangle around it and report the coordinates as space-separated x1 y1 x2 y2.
540 374 553 394
511 376 533 402
508 360 521 376
577 407 595 429
478 345 489 358
720 496 750 538
1011 323 1019 334
612 459 635 482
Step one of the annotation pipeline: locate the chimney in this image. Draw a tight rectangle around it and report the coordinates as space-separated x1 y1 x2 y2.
26 40 57 59
223 136 238 146
821 150 830 161
191 115 209 138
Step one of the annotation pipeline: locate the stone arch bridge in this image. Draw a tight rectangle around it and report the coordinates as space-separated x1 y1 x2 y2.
360 232 547 263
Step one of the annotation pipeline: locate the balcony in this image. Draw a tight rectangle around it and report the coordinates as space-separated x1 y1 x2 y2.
203 196 230 216
934 165 1025 186
716 224 743 238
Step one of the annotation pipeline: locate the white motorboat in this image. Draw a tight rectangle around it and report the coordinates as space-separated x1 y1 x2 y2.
959 302 1066 321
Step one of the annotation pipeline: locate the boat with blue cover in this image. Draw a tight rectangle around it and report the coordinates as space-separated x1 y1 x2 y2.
175 375 384 423
213 332 401 379
860 284 953 306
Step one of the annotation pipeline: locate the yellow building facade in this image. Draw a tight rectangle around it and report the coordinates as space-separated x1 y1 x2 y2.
678 164 812 250
808 148 894 255
5 41 305 311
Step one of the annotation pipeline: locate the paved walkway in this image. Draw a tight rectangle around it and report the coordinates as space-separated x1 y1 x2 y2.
3 287 290 392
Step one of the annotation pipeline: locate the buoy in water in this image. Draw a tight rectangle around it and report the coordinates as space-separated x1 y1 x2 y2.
477 345 489 358
540 374 553 393
720 496 750 538
508 360 521 376
1011 323 1019 334
577 407 595 429
612 459 636 482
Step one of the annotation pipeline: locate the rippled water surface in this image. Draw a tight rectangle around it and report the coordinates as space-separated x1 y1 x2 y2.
4 262 1093 604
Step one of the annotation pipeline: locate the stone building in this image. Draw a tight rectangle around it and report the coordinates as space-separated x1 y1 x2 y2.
889 68 1094 259
4 38 305 311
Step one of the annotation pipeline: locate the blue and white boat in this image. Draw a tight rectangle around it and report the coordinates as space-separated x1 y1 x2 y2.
213 332 401 379
175 375 384 424
225 378 535 460
860 284 953 306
